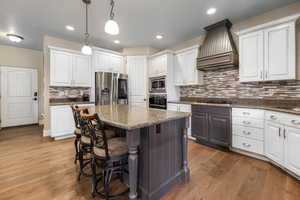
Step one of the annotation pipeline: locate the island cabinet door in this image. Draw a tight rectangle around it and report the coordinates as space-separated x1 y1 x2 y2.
191 109 209 141
208 113 231 147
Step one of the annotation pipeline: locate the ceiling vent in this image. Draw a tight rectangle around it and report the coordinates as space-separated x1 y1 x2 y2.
197 19 238 71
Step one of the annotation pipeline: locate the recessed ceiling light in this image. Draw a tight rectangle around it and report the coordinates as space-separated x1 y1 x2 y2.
6 34 24 43
206 8 217 15
66 25 75 31
114 40 120 44
156 35 163 40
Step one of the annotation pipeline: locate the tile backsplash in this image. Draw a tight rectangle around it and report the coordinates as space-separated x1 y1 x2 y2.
49 86 90 99
180 68 300 99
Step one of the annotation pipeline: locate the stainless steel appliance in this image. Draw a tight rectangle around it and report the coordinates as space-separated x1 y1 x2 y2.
149 94 167 109
95 72 128 105
149 76 166 93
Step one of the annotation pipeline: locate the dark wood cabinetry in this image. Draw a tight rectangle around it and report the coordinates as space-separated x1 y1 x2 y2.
192 105 231 151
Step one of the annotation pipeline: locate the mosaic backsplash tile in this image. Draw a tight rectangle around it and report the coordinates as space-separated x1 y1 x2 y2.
180 68 300 100
49 86 90 99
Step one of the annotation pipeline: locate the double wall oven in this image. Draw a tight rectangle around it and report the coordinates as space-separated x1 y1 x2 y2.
149 76 167 110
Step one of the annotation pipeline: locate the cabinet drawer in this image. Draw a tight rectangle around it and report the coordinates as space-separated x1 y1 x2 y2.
232 116 264 128
265 111 282 123
232 135 264 155
281 114 300 129
179 104 191 113
232 108 264 119
233 125 264 141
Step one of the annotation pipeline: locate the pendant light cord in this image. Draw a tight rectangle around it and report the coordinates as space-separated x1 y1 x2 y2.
84 1 89 45
109 0 115 19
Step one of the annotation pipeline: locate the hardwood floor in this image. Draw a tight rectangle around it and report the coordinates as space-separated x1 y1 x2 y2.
0 125 299 200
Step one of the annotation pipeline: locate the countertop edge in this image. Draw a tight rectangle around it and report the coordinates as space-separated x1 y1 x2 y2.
168 101 300 115
49 102 95 106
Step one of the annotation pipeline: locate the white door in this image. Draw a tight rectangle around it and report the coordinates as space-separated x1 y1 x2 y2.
1 67 38 127
264 22 295 81
265 121 285 165
183 50 197 84
284 126 300 176
50 50 73 86
239 31 264 82
94 51 110 72
72 54 91 87
127 56 147 107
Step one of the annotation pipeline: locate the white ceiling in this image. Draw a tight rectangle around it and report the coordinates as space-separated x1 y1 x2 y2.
0 0 297 51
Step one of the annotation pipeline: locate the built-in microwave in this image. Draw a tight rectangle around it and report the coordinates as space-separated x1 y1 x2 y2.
149 76 166 93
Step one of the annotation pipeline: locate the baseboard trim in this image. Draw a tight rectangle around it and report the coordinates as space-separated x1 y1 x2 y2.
54 134 75 140
43 129 51 137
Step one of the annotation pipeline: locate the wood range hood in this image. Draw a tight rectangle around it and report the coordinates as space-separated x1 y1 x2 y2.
197 19 238 71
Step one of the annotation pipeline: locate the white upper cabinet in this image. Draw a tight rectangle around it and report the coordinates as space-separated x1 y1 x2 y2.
148 54 167 77
238 15 298 82
239 31 264 82
72 54 91 87
93 49 124 73
174 46 203 86
50 50 73 86
264 22 295 81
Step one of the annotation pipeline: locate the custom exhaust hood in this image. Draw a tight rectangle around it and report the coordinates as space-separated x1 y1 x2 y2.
197 19 238 71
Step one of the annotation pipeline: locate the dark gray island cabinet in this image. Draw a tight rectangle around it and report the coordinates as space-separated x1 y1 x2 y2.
192 105 232 151
90 105 191 200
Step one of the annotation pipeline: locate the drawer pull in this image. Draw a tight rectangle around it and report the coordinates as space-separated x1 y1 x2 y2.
242 143 251 148
270 115 277 120
243 131 251 135
291 120 300 125
243 121 251 125
242 112 250 115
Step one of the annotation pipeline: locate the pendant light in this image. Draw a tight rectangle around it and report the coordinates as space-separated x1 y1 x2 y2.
81 0 92 55
104 0 119 35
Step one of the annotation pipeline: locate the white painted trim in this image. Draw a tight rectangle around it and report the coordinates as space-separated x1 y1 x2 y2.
92 47 124 56
48 46 91 56
54 134 75 140
175 45 200 54
236 14 300 35
43 129 51 137
148 50 174 58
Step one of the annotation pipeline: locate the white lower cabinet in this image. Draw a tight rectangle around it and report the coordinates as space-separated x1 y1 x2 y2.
285 126 300 175
167 103 193 140
265 121 285 165
232 108 300 177
50 104 94 140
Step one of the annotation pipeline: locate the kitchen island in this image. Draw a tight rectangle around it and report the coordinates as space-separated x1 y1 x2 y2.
89 104 191 200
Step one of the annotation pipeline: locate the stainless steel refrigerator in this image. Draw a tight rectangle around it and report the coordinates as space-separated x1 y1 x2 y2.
95 72 128 105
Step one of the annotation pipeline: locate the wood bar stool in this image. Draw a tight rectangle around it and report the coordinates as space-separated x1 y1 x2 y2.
83 113 129 200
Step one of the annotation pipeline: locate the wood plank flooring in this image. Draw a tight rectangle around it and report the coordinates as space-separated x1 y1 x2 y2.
0 125 299 200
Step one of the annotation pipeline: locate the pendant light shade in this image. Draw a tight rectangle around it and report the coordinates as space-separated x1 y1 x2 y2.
105 20 119 35
81 45 92 55
105 0 119 35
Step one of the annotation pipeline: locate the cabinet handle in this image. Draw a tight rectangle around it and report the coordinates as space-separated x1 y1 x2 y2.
243 130 251 135
278 127 281 137
260 71 263 80
270 115 277 120
283 128 286 139
242 121 251 125
291 120 300 125
265 71 268 79
242 143 251 148
242 112 250 115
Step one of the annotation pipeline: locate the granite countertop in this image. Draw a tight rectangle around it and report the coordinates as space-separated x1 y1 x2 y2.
89 104 191 130
168 98 300 115
49 101 95 106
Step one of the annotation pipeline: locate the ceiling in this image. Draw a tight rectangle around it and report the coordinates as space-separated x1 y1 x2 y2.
0 0 297 51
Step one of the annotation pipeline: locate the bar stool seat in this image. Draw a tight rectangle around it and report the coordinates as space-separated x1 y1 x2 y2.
93 137 128 157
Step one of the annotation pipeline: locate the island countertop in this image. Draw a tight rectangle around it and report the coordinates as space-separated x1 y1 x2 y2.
89 104 191 130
